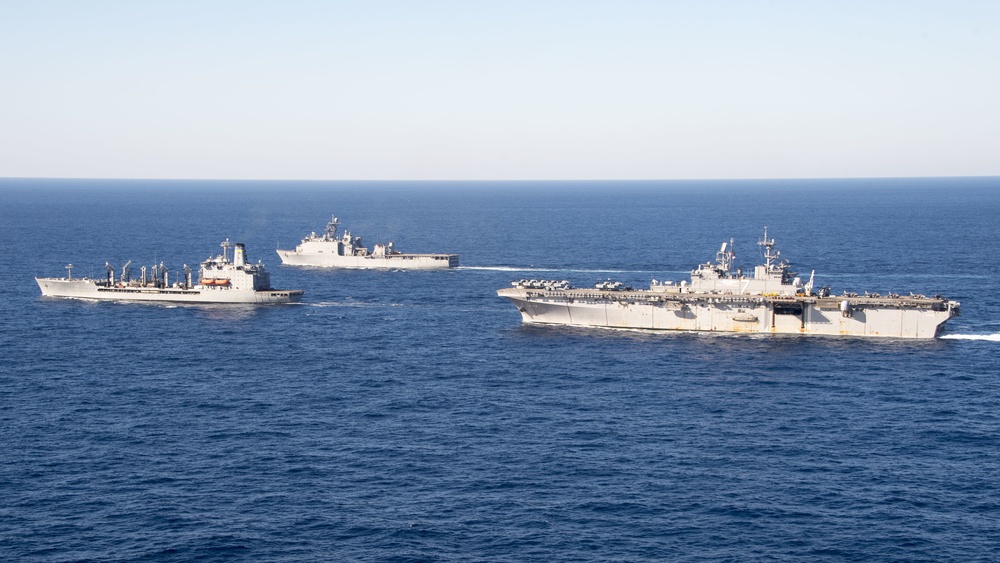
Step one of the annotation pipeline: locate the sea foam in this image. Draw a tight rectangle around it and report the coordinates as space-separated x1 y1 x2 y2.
940 333 1000 341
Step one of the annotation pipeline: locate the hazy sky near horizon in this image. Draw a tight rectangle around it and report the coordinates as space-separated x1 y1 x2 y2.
1 1 997 181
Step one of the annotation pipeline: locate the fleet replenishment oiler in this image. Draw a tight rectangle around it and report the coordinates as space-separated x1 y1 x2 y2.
37 240 303 304
497 229 960 339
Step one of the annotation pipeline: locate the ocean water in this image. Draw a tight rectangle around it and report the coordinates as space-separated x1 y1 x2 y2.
1 178 998 561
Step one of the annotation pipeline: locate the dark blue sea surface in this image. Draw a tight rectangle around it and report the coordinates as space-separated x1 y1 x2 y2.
1 178 998 561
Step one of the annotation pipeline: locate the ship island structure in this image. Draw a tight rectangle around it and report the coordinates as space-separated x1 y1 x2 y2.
36 240 303 304
497 229 960 339
276 215 458 269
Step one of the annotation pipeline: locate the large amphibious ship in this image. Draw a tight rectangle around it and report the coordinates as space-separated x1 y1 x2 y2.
497 229 960 339
277 215 458 269
37 240 303 304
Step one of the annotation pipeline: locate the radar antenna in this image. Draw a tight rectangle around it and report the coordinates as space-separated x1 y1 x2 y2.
758 227 778 271
716 238 736 275
325 215 340 239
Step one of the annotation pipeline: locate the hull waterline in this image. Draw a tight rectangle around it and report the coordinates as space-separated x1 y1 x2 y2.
38 240 303 305
277 214 458 269
497 229 959 340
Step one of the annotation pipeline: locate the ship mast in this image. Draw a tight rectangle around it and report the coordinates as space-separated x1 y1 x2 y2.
758 227 778 271
325 215 340 240
716 238 735 275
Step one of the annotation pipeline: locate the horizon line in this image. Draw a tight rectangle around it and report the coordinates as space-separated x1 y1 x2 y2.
2 174 999 183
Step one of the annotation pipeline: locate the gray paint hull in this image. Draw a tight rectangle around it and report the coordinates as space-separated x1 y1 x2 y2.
498 289 956 339
37 278 303 304
277 250 458 269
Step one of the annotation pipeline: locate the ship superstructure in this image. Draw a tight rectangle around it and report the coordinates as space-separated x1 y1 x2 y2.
37 240 303 304
277 215 458 269
497 229 960 339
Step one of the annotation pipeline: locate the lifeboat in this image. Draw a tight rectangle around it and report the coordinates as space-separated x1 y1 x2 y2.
201 278 217 285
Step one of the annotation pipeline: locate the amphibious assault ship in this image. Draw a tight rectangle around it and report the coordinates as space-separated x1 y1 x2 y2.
277 215 458 269
37 239 303 304
497 229 960 339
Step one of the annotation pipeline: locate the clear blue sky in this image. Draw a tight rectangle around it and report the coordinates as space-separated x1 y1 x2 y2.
1 1 997 180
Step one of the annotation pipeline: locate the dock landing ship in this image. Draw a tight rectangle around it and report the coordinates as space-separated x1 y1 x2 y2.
497 229 959 339
277 215 458 269
37 240 303 304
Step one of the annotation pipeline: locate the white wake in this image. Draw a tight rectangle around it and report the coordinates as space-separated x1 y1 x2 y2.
940 333 1000 341
459 266 562 272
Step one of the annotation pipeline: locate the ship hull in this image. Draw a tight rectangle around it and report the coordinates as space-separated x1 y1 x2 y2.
277 250 458 269
37 278 303 304
498 289 957 339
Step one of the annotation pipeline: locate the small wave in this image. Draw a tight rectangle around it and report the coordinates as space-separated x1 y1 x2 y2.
307 301 402 308
940 333 1000 342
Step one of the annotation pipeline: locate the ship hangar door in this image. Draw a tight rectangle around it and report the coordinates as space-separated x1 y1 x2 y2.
771 301 804 331
901 308 919 338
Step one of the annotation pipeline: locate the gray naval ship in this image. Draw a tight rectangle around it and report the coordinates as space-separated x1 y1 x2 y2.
37 239 303 304
497 229 960 339
277 215 459 269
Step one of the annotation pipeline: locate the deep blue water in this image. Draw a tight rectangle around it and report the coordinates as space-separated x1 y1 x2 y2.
1 178 999 561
